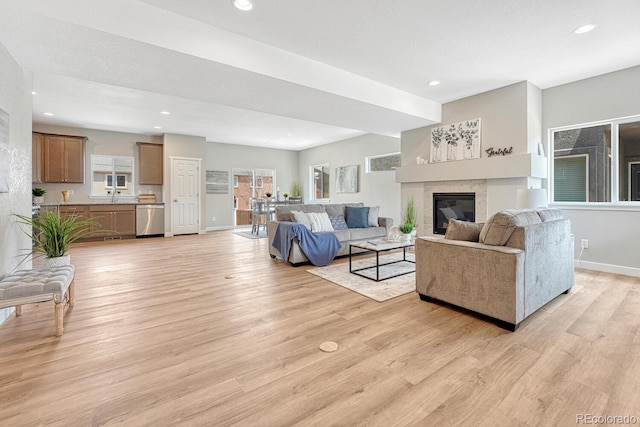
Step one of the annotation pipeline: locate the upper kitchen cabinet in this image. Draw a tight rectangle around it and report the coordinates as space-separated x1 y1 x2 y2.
42 134 86 183
137 142 163 185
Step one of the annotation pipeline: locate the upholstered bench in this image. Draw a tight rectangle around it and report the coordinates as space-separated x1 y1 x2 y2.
0 265 75 336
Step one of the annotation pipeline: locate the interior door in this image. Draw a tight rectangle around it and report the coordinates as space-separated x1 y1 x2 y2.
172 157 200 235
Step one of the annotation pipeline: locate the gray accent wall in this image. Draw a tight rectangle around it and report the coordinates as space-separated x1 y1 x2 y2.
543 65 640 275
205 142 298 230
298 134 402 225
0 42 32 323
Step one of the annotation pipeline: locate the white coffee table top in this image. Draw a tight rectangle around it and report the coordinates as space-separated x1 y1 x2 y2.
350 238 415 252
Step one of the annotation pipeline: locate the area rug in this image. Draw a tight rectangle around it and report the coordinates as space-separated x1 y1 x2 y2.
233 229 267 239
307 252 416 302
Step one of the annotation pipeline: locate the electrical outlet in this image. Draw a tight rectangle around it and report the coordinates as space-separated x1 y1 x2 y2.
212 216 216 222
581 239 589 249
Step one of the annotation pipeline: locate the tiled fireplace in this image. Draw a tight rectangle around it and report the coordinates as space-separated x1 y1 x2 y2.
423 179 488 235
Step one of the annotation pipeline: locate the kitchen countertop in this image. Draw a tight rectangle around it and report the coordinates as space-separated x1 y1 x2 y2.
36 201 165 206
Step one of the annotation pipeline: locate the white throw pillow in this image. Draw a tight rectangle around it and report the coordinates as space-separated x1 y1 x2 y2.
306 212 334 232
368 206 380 227
291 211 311 230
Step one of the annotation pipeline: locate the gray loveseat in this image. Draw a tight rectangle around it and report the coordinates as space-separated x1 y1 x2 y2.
267 202 393 265
416 208 574 331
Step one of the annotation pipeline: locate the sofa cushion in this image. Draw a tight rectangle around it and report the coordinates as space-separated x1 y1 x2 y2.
291 211 311 230
276 204 326 222
329 214 348 230
445 219 484 242
325 204 345 217
368 206 380 227
480 209 542 246
307 212 334 232
345 206 370 228
350 226 387 241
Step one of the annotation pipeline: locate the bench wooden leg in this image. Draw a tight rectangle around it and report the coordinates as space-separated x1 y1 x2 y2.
15 305 22 316
68 280 75 307
55 301 64 336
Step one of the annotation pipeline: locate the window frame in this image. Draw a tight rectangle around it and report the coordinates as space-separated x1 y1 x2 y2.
549 114 640 207
309 163 330 202
365 152 401 173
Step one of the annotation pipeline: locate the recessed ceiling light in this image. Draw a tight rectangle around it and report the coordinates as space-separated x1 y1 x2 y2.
160 111 171 115
31 91 37 95
574 24 597 34
42 112 54 116
287 133 293 136
154 126 162 129
233 0 253 11
428 80 440 86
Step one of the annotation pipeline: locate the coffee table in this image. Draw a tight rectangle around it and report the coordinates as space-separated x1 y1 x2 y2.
349 239 415 282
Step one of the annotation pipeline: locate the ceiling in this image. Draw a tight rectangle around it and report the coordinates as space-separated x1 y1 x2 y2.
1 0 639 151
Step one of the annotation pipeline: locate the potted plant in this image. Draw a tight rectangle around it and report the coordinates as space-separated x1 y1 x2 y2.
398 222 414 242
403 195 418 237
292 182 301 198
283 192 289 200
14 210 99 267
32 187 46 204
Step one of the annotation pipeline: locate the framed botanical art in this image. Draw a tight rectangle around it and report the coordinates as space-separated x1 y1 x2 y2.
430 118 481 163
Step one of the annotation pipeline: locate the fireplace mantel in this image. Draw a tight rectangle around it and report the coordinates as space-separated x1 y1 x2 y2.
395 153 547 183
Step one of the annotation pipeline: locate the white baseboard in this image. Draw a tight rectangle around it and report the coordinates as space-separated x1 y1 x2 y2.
575 260 640 278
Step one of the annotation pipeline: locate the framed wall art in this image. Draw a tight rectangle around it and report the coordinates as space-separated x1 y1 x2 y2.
336 164 359 193
430 118 481 163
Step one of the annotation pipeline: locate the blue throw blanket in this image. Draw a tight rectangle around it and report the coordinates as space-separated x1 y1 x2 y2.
271 222 341 266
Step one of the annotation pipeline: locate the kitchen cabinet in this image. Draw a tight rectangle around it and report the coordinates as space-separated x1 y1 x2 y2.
43 134 86 183
59 204 91 240
90 204 136 238
32 132 44 183
137 142 163 185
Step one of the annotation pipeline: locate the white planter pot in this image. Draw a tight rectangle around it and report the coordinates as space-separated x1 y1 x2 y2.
43 255 71 267
402 233 412 243
33 196 45 204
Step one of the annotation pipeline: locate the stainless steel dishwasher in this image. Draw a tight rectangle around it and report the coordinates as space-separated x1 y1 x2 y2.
136 204 165 237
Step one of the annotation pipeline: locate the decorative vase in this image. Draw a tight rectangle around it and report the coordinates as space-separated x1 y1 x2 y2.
43 254 71 268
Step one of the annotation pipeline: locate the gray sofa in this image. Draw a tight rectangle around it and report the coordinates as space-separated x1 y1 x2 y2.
416 208 574 331
267 202 393 265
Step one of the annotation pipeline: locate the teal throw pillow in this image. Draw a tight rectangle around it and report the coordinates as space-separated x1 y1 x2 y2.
345 206 370 228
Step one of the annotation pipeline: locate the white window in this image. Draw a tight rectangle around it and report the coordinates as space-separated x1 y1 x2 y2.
90 155 135 198
309 164 329 201
550 115 640 204
365 152 401 172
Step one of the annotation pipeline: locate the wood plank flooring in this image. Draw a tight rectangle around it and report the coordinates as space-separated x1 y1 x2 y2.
0 231 639 426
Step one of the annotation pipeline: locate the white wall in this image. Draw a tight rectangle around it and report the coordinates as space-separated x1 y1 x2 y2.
543 65 640 276
0 42 32 323
204 141 298 230
298 134 402 224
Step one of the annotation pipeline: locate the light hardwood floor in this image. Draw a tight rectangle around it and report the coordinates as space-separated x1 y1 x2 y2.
1 231 639 426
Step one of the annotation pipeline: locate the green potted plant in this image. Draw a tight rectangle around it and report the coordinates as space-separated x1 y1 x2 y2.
32 187 47 204
292 182 301 198
403 195 418 237
14 210 99 267
398 222 414 242
283 192 289 200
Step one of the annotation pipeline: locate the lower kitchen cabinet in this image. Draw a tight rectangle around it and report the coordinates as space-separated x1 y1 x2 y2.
90 204 136 238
